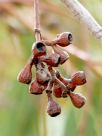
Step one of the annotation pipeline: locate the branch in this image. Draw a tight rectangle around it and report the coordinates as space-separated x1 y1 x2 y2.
61 0 102 44
34 0 41 41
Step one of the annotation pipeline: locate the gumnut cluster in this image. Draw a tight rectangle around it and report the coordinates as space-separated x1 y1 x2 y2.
17 32 87 117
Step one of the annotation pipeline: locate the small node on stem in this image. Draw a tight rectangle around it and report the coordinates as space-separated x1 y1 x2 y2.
45 80 53 94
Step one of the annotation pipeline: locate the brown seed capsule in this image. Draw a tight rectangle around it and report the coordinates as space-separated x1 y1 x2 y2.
47 93 61 117
71 71 86 86
53 46 69 64
69 92 86 108
29 80 46 95
42 32 72 47
17 62 32 84
53 81 64 98
54 32 73 47
39 53 60 67
32 41 47 59
36 63 51 84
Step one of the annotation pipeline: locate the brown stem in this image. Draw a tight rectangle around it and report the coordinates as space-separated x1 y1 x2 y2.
48 67 68 97
45 80 54 94
42 39 58 46
47 91 52 100
34 0 41 41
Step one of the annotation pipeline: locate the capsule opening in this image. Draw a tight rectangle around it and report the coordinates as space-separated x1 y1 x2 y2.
68 33 73 41
36 42 46 51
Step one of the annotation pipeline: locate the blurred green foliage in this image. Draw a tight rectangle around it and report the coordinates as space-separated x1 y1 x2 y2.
0 0 102 136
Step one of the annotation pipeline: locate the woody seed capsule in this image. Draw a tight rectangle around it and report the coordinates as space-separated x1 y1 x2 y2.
47 93 61 117
55 32 73 47
39 53 60 67
69 92 86 108
32 41 47 59
17 62 32 84
53 80 65 98
71 71 86 86
29 80 46 95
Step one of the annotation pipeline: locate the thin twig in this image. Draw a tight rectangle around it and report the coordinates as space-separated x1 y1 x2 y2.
34 0 41 41
48 67 68 97
61 0 102 44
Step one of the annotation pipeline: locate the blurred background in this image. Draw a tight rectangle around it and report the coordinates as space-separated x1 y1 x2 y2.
0 0 102 136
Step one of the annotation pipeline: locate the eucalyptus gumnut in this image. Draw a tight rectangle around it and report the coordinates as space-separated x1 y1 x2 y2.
71 71 86 86
45 80 61 116
69 92 86 108
53 80 65 98
29 80 46 95
17 60 33 84
47 93 61 117
42 32 72 47
32 41 47 59
39 53 60 67
55 32 73 47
